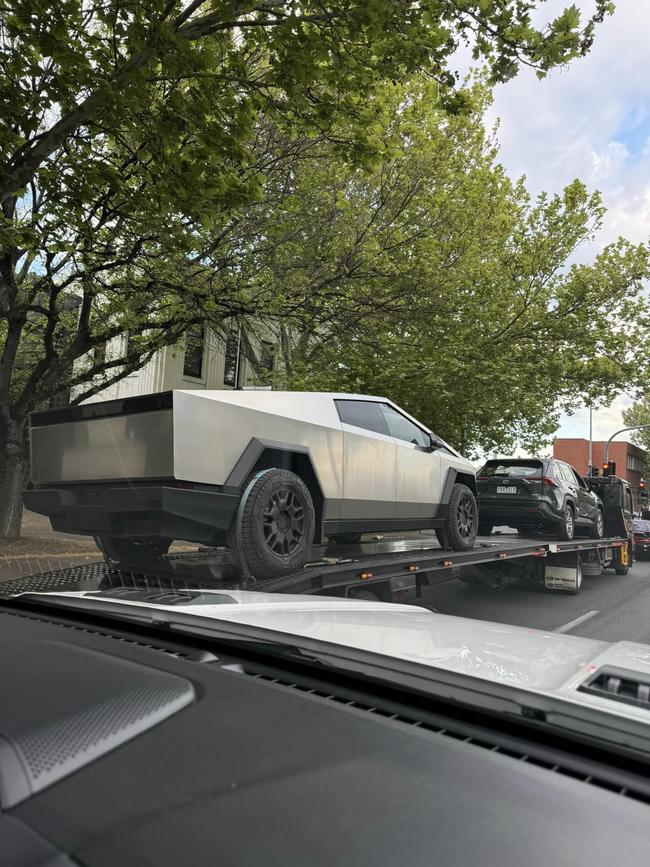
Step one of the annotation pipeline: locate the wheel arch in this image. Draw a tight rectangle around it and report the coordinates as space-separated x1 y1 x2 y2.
441 468 478 502
226 438 325 542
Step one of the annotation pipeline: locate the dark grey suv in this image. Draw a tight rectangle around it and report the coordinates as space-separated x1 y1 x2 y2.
476 458 604 541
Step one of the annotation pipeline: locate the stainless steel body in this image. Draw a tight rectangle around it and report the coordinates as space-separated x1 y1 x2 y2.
172 390 343 504
31 409 174 484
339 424 396 519
27 390 477 541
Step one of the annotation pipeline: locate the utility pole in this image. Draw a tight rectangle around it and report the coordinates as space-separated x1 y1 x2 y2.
588 404 593 475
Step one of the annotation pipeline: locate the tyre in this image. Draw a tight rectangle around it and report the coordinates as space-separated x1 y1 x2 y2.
230 468 315 579
327 534 363 545
478 522 493 536
95 536 172 564
441 484 478 551
557 503 575 541
588 507 605 539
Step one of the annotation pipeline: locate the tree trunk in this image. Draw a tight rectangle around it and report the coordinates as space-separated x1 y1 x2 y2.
0 413 28 540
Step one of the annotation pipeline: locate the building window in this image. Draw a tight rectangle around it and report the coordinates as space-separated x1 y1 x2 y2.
93 343 106 367
627 454 642 472
183 325 205 379
260 340 275 373
223 331 241 387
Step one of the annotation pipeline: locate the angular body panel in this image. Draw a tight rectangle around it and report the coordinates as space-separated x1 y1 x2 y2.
172 391 343 499
31 409 174 484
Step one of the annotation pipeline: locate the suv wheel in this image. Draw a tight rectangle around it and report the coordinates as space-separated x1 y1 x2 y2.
441 484 478 551
95 536 172 564
588 507 604 539
230 468 315 578
557 503 575 541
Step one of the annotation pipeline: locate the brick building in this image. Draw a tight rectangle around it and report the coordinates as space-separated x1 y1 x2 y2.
553 438 647 507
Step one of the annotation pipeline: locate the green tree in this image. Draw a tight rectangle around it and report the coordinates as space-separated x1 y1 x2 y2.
622 400 650 480
230 80 650 456
0 0 614 537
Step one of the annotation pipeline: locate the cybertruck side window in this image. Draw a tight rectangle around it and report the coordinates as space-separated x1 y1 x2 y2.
335 400 390 436
379 404 429 447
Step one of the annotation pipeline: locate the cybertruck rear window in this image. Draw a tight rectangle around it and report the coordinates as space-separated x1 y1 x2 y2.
478 460 543 478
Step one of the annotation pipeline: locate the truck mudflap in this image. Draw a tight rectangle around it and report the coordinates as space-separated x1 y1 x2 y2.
23 485 239 545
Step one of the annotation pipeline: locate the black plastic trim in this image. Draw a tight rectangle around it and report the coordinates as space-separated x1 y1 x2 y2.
30 391 173 426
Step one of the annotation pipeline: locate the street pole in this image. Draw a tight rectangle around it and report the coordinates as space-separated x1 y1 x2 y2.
604 424 650 466
588 404 593 475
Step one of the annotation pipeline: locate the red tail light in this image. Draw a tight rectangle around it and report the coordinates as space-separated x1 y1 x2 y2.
527 476 558 488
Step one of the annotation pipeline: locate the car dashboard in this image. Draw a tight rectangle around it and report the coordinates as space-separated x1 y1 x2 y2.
2 601 650 867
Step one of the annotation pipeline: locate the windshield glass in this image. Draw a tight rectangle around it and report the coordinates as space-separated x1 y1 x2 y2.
3 1 650 768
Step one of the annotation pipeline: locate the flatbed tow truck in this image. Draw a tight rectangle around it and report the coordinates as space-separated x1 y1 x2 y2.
1 528 632 605
3 475 633 605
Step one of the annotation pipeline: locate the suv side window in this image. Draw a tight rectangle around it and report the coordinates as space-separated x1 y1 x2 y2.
335 400 390 436
570 467 587 489
379 404 429 447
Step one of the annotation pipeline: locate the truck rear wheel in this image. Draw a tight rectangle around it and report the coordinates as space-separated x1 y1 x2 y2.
231 468 315 579
95 536 172 564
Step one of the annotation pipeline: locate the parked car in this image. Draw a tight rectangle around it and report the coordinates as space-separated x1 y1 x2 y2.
25 390 479 578
633 519 650 559
476 457 604 541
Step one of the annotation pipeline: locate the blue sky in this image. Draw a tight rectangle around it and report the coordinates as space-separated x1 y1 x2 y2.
484 0 650 444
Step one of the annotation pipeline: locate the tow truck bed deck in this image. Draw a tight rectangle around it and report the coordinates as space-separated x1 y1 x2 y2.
0 531 632 601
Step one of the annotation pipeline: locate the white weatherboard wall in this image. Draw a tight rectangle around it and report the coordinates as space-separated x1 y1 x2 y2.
79 329 254 404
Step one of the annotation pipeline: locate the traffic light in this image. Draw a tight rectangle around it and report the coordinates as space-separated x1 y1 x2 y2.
590 466 600 476
641 479 648 505
602 461 616 477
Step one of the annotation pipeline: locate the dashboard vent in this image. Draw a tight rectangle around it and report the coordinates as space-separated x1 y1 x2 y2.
245 669 650 807
579 668 650 709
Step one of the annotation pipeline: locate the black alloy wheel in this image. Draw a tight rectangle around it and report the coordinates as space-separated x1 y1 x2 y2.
457 492 476 542
441 483 478 551
229 468 315 579
263 488 306 555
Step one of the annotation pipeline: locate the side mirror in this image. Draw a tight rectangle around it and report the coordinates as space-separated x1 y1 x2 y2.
425 433 439 452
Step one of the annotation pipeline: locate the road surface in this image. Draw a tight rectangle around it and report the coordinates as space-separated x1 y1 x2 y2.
420 557 650 644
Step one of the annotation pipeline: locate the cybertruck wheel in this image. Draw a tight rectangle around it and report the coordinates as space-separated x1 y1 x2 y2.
95 536 172 565
231 468 315 579
443 484 478 551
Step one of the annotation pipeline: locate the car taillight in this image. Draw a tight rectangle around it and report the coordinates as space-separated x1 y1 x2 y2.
527 476 558 488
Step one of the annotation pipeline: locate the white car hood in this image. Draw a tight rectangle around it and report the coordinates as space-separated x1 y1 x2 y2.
29 589 650 728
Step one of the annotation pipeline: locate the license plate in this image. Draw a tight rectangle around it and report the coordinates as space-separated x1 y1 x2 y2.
496 486 517 494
